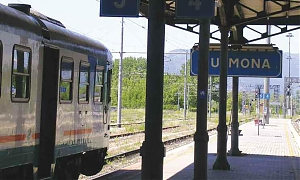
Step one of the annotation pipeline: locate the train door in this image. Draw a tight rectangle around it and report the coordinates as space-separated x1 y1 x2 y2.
104 68 112 127
77 61 90 142
37 45 60 179
94 65 105 125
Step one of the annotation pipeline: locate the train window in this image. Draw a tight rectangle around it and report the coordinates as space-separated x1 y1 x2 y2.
94 65 104 103
78 61 90 103
0 42 2 97
11 46 31 102
59 58 74 103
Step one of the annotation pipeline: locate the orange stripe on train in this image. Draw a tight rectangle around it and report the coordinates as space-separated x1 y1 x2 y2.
0 129 92 143
63 129 92 136
0 134 26 143
32 133 40 139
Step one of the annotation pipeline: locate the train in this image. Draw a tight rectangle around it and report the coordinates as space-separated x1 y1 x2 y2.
0 3 112 180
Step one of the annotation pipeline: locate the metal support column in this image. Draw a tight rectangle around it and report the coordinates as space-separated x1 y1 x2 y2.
194 19 210 180
209 76 212 118
140 0 166 179
229 77 241 156
213 26 230 170
263 25 271 124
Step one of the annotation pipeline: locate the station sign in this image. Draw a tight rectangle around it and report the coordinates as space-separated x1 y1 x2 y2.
259 93 264 99
264 93 270 100
253 85 280 89
60 87 67 92
176 0 215 19
259 93 270 100
100 0 140 17
190 50 282 78
284 77 300 83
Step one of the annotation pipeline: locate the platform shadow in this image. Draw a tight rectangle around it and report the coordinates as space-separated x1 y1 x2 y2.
168 153 300 180
95 169 141 180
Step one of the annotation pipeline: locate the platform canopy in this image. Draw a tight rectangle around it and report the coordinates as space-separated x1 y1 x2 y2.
139 0 300 44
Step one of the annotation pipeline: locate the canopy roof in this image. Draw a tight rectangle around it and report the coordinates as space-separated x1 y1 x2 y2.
139 0 300 44
140 0 300 26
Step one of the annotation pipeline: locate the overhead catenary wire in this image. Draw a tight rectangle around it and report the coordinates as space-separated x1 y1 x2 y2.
125 18 193 50
123 22 147 49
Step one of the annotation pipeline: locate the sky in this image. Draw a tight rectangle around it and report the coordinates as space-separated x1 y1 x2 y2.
0 0 299 60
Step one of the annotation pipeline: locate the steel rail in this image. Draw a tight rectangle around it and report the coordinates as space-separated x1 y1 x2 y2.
110 125 180 139
106 127 217 164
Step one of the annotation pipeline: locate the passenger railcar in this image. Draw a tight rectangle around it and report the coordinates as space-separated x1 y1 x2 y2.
0 3 112 180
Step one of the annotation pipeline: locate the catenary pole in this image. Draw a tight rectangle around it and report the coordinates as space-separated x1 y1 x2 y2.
117 17 124 128
184 51 187 120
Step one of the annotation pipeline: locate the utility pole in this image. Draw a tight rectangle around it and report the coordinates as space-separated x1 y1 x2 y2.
178 91 180 110
263 25 271 124
291 94 293 116
187 85 189 113
286 32 293 117
257 87 261 135
209 76 212 118
117 17 124 128
183 51 188 120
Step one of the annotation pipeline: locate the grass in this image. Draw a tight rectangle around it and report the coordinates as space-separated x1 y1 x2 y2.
110 109 255 134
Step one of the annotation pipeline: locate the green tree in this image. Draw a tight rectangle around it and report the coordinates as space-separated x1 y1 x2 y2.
111 57 147 108
178 59 220 110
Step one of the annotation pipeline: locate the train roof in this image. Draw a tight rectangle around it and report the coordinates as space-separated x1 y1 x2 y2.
0 3 112 64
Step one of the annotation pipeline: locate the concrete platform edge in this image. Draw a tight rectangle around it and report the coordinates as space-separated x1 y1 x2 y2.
289 119 300 153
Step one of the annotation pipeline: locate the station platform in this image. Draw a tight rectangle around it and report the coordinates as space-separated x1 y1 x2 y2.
97 119 300 180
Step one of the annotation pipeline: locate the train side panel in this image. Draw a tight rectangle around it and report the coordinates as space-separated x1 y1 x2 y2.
0 29 42 170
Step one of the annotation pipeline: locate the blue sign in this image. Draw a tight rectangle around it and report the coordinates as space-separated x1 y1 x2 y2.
259 93 264 99
60 87 66 93
264 93 270 100
191 50 282 78
176 0 215 19
199 90 206 99
100 0 140 17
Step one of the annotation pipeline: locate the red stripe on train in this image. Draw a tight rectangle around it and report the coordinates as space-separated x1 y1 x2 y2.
0 129 92 143
63 129 92 136
0 134 26 143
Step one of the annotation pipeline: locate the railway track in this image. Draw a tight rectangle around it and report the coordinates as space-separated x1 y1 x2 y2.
106 127 217 163
106 118 253 162
110 125 180 139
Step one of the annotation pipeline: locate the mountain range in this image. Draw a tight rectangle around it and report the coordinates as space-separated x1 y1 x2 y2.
164 49 300 94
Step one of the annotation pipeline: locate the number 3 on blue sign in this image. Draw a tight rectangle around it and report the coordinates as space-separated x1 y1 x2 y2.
100 0 139 17
114 0 126 8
